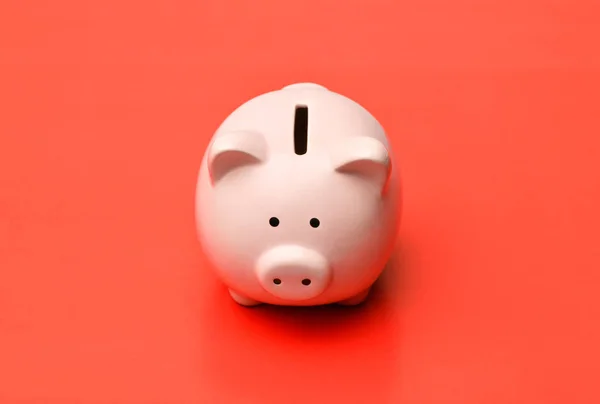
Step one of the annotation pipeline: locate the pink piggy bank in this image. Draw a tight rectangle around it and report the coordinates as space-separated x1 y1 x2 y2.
195 83 400 307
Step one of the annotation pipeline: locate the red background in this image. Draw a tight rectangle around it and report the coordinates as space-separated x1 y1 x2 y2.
1 1 600 403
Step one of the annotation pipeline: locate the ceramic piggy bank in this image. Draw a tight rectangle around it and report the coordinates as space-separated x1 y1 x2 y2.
195 83 400 307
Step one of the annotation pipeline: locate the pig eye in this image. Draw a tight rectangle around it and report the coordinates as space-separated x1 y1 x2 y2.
309 218 320 228
269 217 280 227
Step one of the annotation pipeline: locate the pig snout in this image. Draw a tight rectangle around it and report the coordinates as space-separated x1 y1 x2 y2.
256 245 332 301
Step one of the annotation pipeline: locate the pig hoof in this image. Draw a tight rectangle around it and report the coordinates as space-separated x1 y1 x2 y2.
229 289 261 306
338 288 371 306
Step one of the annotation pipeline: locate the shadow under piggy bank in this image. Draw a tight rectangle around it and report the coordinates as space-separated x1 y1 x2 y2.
194 241 413 403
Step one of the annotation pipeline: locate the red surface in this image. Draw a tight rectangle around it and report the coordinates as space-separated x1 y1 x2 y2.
1 1 600 403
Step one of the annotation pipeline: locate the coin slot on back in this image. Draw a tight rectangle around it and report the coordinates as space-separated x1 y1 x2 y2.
294 105 308 155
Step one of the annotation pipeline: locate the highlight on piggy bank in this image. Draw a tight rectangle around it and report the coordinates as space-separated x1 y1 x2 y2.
195 83 401 307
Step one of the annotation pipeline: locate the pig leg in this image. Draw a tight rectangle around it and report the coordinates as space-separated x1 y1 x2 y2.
337 287 371 306
228 289 262 306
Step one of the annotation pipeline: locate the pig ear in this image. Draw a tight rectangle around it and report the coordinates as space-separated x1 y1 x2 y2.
207 131 268 184
332 137 392 195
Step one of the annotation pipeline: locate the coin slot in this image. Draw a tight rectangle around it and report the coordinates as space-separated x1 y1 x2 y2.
294 105 308 155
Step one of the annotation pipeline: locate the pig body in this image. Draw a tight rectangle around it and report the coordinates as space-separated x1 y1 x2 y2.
195 83 401 306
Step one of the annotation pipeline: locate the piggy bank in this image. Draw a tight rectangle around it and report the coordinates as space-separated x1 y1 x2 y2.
195 83 400 307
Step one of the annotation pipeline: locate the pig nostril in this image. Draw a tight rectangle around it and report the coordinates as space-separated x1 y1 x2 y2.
273 278 282 285
301 278 311 286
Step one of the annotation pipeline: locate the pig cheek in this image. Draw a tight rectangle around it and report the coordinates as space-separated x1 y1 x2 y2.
200 222 265 293
199 188 268 289
323 187 383 254
212 199 265 259
322 192 394 290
